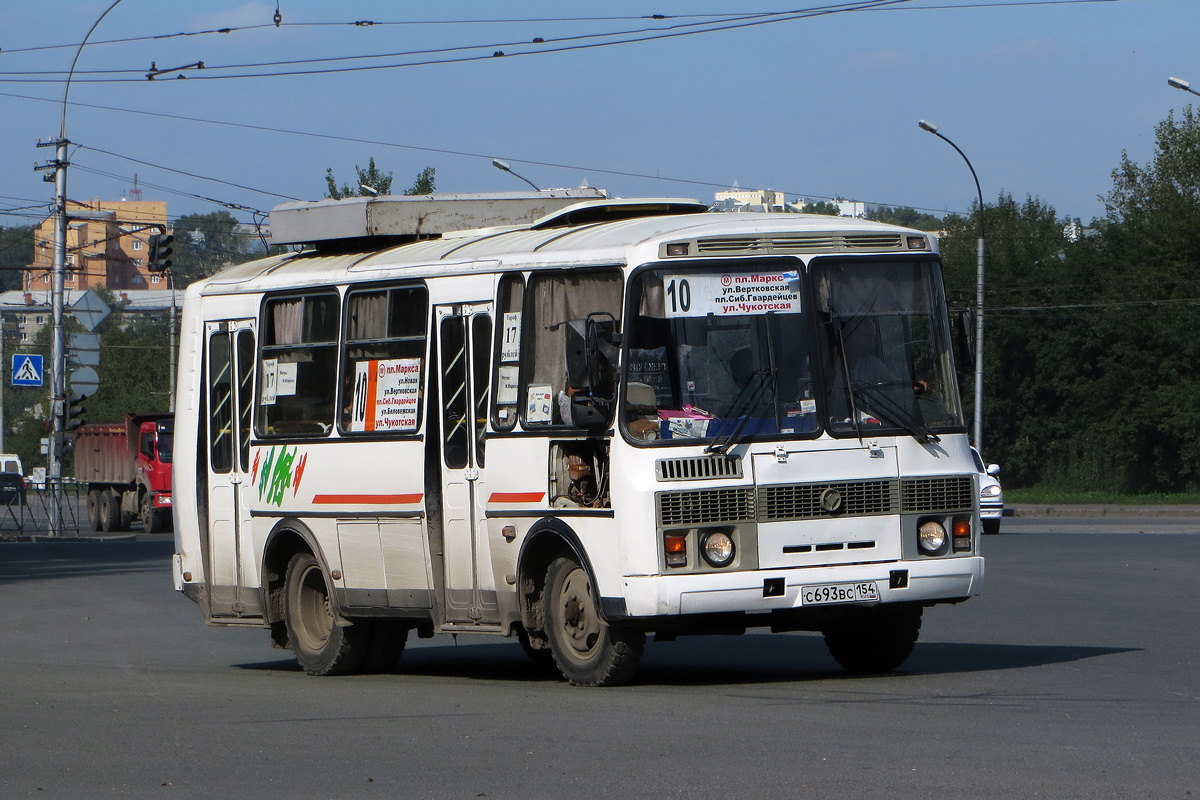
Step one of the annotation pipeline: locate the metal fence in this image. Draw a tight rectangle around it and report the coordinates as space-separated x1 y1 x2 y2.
0 481 101 537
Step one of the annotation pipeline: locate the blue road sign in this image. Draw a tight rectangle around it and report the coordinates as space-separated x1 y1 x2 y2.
12 354 43 387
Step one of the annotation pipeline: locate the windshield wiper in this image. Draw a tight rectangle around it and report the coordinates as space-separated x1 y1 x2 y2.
704 367 777 455
850 382 940 445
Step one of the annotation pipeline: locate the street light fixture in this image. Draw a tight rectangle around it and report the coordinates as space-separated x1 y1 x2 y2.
1168 77 1200 98
919 119 986 455
492 159 541 191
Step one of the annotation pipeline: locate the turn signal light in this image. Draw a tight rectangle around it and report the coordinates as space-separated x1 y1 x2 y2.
664 532 687 567
952 517 971 552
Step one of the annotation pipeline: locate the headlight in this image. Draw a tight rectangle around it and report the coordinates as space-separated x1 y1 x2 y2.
918 520 947 554
981 485 1001 498
700 530 735 568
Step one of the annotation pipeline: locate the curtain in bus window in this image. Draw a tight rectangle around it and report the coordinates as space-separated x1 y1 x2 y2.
272 299 303 345
348 292 387 340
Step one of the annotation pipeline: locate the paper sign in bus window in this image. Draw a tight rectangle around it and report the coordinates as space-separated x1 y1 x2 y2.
261 359 278 405
662 273 801 318
527 384 553 423
496 365 520 405
350 358 421 432
501 312 522 362
276 362 298 397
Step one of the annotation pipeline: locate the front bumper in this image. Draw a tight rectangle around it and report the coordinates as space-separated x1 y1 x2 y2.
621 556 984 618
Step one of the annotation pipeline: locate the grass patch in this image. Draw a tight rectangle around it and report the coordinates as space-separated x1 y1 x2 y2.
1005 488 1200 505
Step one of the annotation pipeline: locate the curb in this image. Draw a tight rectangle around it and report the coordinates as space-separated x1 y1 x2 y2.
0 534 138 543
1009 505 1200 519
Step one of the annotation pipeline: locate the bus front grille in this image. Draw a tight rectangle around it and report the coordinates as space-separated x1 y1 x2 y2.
657 488 756 527
758 479 897 521
901 476 975 512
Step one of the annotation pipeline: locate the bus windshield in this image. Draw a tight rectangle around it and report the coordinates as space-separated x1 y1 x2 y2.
623 264 816 445
813 258 964 440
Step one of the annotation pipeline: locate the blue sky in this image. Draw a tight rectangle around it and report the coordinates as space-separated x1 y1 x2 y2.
0 0 1195 232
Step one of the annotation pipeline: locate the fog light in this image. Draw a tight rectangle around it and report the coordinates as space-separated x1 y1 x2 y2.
665 532 687 567
700 530 735 568
918 520 947 554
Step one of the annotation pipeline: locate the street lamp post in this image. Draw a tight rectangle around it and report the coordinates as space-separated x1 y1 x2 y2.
1168 77 1200 99
40 0 123 535
919 119 986 454
492 159 541 191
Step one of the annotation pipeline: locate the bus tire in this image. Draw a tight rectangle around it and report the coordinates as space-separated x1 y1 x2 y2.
982 518 1001 535
283 552 369 676
822 604 923 674
99 488 121 533
86 490 103 531
544 556 644 687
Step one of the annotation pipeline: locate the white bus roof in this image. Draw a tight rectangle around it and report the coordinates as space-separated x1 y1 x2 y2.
204 198 935 295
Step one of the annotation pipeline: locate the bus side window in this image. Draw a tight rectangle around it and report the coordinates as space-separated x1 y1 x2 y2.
491 273 524 432
256 292 339 438
523 269 623 427
339 284 428 435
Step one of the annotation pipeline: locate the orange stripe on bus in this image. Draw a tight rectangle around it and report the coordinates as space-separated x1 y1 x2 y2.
311 493 423 505
488 492 546 503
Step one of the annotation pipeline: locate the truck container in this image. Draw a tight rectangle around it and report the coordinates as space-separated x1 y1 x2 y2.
75 414 173 533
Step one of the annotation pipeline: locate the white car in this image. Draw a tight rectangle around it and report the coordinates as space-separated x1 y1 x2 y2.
972 447 1004 535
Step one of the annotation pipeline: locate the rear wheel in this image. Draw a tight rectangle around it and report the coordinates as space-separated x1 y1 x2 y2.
283 552 369 675
544 556 644 686
99 488 121 533
822 604 923 674
86 490 102 531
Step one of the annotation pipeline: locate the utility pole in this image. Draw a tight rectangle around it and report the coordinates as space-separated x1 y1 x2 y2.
37 0 124 536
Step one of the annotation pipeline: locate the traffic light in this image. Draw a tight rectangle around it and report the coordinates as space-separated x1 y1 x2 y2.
148 233 174 272
64 393 87 433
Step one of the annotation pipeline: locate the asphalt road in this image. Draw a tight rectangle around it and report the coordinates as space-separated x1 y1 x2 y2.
2 521 1198 799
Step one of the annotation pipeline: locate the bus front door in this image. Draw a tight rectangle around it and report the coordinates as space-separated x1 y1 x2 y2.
203 320 256 618
433 305 497 625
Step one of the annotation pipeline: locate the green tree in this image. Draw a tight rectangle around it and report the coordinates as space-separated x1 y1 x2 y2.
325 157 394 199
801 200 840 216
866 205 943 231
172 211 241 285
405 166 436 196
938 192 1071 487
0 225 35 291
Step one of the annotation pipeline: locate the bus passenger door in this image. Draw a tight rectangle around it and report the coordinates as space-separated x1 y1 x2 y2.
204 320 256 618
433 304 497 624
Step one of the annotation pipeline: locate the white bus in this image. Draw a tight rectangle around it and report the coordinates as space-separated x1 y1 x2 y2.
172 192 984 686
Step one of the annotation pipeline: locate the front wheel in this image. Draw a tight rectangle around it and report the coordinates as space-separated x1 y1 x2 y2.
140 493 160 534
982 518 1001 535
283 552 370 676
822 604 923 674
544 556 644 686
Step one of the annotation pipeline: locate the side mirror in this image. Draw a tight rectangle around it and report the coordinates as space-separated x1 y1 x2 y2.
986 463 1000 476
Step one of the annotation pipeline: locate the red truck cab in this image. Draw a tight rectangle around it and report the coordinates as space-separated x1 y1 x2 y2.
137 418 173 525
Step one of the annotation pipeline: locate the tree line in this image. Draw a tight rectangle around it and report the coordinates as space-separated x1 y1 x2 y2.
936 107 1200 493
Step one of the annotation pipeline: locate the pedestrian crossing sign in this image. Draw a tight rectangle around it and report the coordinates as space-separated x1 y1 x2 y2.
12 354 43 387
